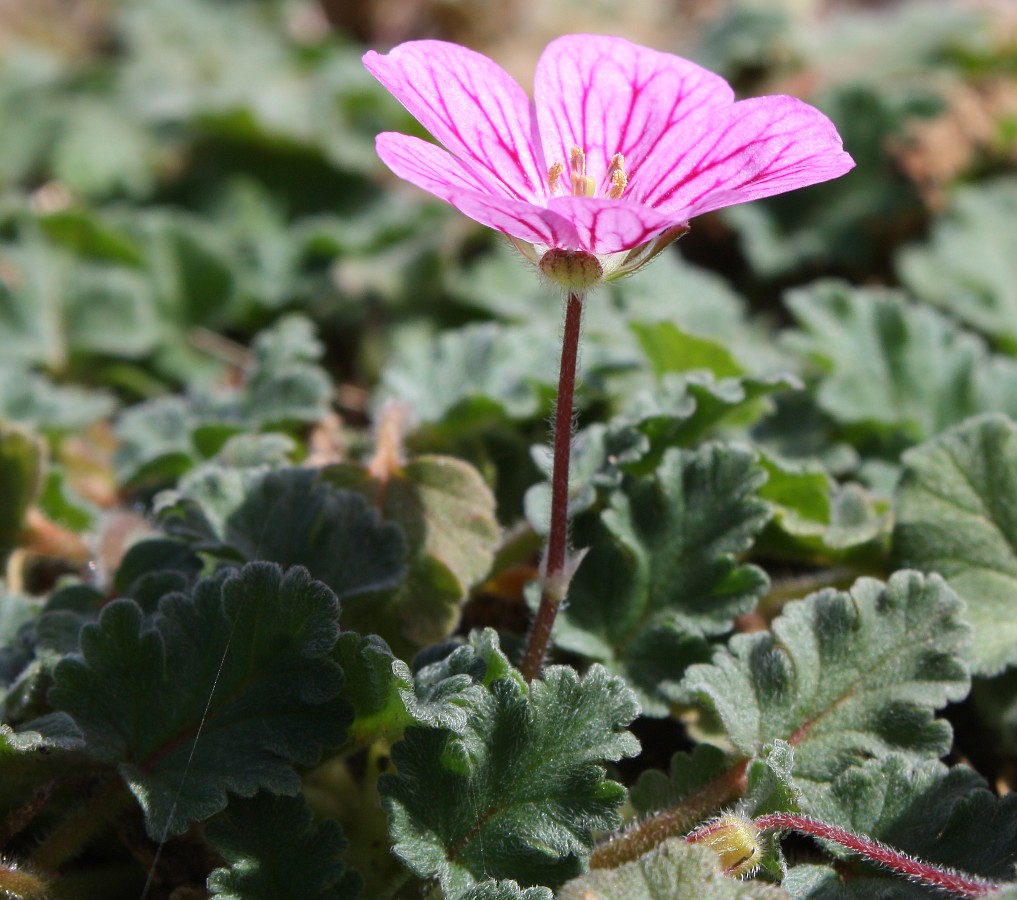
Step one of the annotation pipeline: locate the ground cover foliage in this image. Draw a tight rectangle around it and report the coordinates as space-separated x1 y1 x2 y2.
0 0 1016 897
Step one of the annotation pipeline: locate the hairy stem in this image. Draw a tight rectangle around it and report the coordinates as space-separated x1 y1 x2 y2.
752 812 1004 898
26 777 133 873
520 291 583 682
590 759 750 869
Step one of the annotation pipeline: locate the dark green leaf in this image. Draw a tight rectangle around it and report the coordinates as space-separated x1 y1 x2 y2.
49 563 350 837
0 422 43 559
206 793 362 899
556 444 770 715
380 663 639 895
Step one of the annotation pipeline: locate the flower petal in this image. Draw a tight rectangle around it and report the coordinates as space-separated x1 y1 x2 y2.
547 196 680 254
376 132 581 249
363 42 545 203
637 95 856 216
533 34 734 193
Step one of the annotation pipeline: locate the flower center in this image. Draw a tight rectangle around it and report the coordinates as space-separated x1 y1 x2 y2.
548 148 627 200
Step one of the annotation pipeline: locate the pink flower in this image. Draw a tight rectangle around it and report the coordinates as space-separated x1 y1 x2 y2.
363 35 854 284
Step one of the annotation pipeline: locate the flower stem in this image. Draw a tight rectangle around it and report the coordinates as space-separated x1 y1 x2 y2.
520 290 583 682
751 812 1004 898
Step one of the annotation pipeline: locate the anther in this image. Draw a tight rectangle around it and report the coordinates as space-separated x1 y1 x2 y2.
570 146 595 197
548 161 565 194
606 153 627 199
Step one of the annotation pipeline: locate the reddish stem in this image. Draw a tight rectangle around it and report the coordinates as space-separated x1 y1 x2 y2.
753 812 1004 898
520 291 583 682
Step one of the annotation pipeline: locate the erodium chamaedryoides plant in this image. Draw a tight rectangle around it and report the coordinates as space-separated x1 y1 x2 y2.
364 33 855 683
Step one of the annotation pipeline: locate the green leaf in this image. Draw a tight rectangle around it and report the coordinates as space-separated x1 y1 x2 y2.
457 881 552 900
757 453 890 562
897 179 1017 352
629 744 732 818
158 466 407 605
380 663 639 895
555 444 770 715
893 414 1017 675
784 756 1017 896
206 793 362 899
558 837 789 900
784 281 1017 445
631 321 746 379
333 632 412 747
380 322 558 426
326 455 500 654
679 572 970 784
0 363 115 433
49 563 350 837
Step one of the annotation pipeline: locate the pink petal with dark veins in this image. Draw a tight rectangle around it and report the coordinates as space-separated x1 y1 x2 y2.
376 132 581 249
547 195 682 254
637 95 856 217
363 42 545 204
533 34 734 193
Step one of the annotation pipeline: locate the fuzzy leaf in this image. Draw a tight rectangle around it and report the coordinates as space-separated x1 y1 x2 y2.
333 632 412 747
897 179 1017 352
381 322 557 426
49 563 350 837
680 572 970 784
757 453 889 562
629 743 733 818
159 466 407 603
326 455 500 654
783 756 1017 898
558 837 789 899
784 281 1017 444
893 414 1017 675
206 793 362 899
457 882 552 900
631 320 746 379
556 444 770 715
380 663 640 895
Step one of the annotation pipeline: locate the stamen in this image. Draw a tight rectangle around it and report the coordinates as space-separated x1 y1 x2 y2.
570 146 595 197
548 161 565 194
606 153 627 199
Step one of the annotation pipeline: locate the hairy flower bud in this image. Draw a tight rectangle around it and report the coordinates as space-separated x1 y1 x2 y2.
538 248 604 292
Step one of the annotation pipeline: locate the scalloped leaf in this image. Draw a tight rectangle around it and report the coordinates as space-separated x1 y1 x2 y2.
680 572 971 784
457 882 553 900
559 837 789 900
49 563 350 837
380 322 558 427
325 455 500 655
784 281 1017 446
784 756 1017 897
893 414 1017 675
380 663 639 895
756 452 890 563
206 793 362 899
158 466 407 604
554 444 770 715
897 179 1017 352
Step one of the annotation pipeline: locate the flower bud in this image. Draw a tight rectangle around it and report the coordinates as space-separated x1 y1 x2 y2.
687 814 761 876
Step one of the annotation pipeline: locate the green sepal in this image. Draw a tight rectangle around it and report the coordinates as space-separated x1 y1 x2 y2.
680 571 970 784
206 792 363 899
49 562 351 838
380 662 639 895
